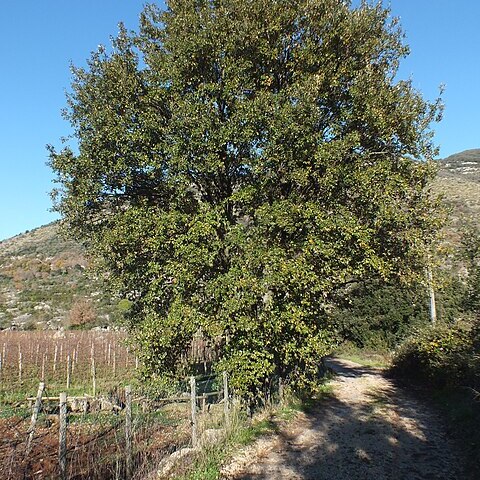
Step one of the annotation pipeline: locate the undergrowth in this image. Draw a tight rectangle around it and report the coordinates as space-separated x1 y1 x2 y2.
176 407 281 480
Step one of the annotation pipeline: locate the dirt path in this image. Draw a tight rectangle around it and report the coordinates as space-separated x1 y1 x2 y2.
221 358 461 480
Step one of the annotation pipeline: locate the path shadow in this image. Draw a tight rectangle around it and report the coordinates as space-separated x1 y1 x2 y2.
323 357 384 378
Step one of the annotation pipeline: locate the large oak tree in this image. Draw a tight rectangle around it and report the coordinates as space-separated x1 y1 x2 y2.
50 0 442 396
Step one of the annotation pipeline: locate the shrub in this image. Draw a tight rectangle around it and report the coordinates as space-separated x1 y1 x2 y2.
68 298 97 329
391 319 479 388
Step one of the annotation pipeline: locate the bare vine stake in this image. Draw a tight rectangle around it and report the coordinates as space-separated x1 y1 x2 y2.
115 457 121 480
71 349 75 375
190 376 197 448
25 381 45 455
41 354 46 381
53 344 58 373
35 343 40 366
66 354 71 389
59 392 67 480
125 385 132 480
223 371 230 426
91 356 96 397
18 350 22 382
1 344 5 378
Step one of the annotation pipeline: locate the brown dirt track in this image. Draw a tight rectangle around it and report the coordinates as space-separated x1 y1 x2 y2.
221 358 461 480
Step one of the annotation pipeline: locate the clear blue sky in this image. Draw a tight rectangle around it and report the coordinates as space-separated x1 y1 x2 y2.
0 1 478 241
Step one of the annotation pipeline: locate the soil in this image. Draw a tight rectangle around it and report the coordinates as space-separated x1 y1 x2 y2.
221 357 462 480
0 413 191 480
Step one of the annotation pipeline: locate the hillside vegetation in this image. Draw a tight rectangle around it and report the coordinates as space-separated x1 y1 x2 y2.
0 223 118 329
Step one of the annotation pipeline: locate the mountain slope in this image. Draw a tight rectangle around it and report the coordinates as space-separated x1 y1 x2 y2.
438 149 480 182
0 223 118 329
433 149 480 245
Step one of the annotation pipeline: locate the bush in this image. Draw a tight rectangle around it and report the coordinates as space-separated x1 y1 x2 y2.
391 319 479 388
68 298 97 329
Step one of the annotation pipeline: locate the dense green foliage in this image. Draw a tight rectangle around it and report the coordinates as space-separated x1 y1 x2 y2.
333 272 465 351
392 320 479 388
462 224 480 312
49 0 442 396
333 280 428 350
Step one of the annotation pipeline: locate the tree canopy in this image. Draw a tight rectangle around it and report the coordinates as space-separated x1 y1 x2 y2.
49 0 442 396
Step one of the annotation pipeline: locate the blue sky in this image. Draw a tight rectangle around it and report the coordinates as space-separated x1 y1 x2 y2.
0 1 478 241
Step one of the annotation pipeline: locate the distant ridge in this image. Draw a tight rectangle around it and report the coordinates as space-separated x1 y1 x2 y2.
438 148 480 182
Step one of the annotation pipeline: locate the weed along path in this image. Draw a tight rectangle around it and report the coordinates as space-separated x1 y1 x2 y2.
221 357 461 480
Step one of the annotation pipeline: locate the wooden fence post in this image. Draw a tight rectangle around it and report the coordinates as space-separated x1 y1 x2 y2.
190 376 197 448
125 385 132 480
25 381 45 455
59 392 67 480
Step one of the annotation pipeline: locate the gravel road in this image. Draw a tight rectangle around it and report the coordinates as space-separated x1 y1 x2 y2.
221 357 461 480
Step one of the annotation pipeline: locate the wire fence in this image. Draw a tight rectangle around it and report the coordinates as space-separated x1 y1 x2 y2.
0 372 230 480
